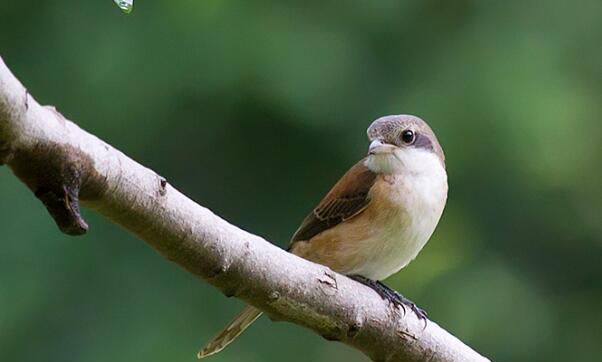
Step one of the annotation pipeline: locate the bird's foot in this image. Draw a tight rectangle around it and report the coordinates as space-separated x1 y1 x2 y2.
349 275 428 326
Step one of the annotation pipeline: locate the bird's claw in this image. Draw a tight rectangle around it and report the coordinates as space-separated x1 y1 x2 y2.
349 275 428 327
383 287 428 325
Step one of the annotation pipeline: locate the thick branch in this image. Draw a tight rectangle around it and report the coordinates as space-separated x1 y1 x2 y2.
0 56 489 362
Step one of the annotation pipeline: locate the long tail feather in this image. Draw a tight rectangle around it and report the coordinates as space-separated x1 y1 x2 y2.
197 306 263 359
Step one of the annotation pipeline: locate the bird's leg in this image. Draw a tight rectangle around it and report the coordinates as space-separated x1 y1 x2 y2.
348 275 428 324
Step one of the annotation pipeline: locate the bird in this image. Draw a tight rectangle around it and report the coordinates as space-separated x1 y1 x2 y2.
198 114 448 359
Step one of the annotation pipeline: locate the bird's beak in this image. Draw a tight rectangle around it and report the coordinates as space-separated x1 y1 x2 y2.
368 139 397 155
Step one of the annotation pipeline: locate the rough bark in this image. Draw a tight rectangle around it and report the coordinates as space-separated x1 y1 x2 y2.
0 56 489 362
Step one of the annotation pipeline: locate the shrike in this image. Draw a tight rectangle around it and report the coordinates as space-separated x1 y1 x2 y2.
198 114 448 358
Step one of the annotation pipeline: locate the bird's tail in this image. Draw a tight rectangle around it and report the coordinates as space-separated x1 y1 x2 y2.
197 306 263 359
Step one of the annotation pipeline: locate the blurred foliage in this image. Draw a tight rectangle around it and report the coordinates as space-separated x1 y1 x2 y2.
1 1 601 361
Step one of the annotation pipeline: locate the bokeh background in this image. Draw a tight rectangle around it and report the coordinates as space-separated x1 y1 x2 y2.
1 1 601 361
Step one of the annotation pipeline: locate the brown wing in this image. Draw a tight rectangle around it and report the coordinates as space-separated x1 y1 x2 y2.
290 159 376 243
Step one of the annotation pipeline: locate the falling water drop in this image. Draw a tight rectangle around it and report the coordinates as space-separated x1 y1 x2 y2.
113 0 133 14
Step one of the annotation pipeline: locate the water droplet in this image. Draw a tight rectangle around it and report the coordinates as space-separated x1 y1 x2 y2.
113 0 133 14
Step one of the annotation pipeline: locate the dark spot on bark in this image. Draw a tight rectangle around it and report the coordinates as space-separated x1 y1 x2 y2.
159 176 167 196
9 142 108 235
268 291 280 302
207 262 229 279
347 323 361 338
24 89 29 110
222 286 238 298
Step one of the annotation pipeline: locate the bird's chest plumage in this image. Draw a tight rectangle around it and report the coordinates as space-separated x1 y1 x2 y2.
341 168 447 280
293 154 447 281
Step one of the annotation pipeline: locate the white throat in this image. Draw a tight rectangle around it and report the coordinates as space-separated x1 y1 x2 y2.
364 147 444 176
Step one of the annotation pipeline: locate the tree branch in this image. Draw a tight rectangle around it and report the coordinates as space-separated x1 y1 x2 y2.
0 56 489 362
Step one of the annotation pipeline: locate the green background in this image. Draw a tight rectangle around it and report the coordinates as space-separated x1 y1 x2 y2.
1 1 601 361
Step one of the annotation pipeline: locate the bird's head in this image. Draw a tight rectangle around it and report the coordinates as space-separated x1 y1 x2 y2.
364 115 445 175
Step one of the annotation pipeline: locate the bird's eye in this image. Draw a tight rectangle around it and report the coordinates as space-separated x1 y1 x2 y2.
401 130 416 144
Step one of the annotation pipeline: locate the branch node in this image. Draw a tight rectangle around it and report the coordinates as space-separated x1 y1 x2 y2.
9 142 106 236
35 185 88 235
